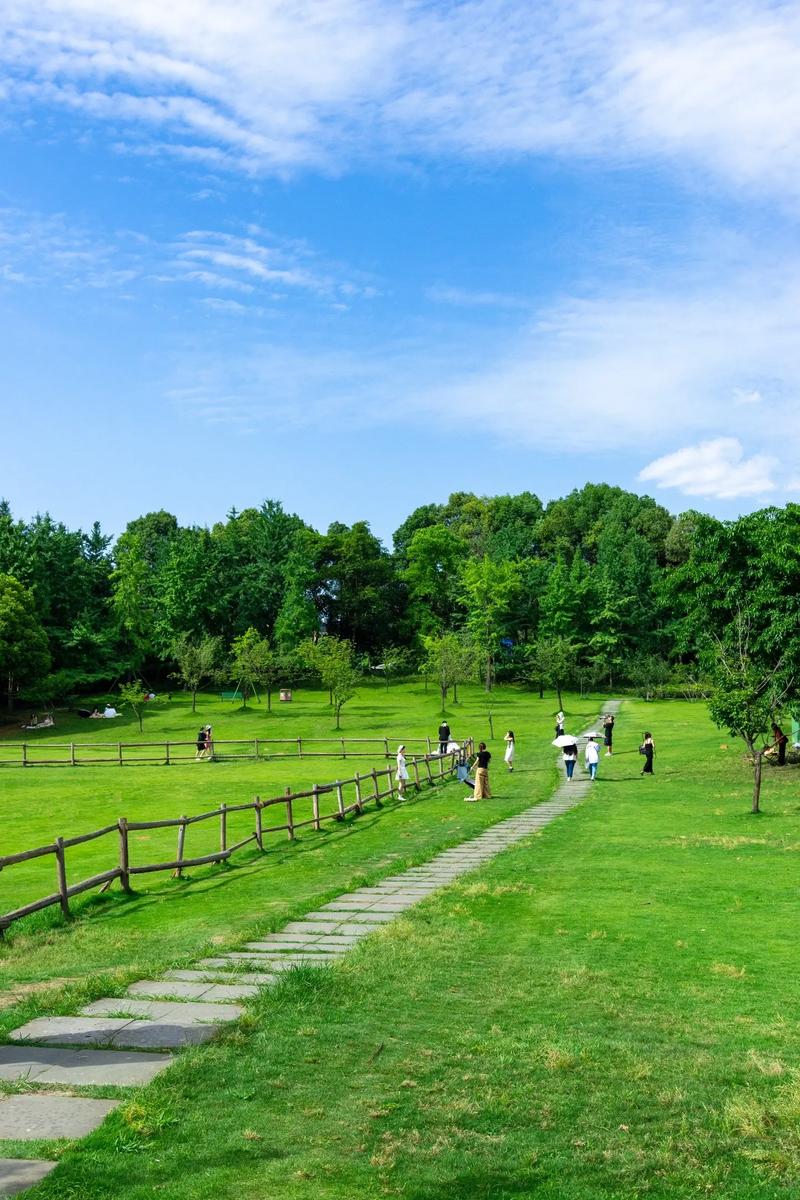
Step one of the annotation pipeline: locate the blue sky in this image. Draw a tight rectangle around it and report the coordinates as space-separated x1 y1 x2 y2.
2 0 800 544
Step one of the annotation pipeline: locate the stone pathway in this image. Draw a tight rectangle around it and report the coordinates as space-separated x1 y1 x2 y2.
0 704 617 1196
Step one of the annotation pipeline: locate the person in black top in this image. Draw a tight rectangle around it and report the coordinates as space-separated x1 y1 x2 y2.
469 742 492 800
438 721 451 755
603 713 615 756
641 732 655 775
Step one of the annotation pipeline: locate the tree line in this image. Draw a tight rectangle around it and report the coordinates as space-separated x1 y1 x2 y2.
1 486 799 799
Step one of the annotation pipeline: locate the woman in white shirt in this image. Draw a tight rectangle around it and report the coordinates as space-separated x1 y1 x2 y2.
585 737 600 781
396 744 409 797
503 730 515 772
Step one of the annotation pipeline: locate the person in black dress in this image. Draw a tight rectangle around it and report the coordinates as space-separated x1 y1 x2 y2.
641 732 655 775
770 723 788 766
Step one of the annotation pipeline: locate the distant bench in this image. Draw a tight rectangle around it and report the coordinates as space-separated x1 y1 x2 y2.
218 690 243 702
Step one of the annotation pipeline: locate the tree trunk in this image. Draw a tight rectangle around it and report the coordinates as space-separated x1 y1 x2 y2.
440 683 447 711
137 710 143 733
485 656 492 692
488 711 494 738
329 687 333 706
557 681 563 710
7 670 13 711
191 689 197 713
267 688 272 712
453 681 458 703
538 680 544 699
752 749 763 814
335 704 342 729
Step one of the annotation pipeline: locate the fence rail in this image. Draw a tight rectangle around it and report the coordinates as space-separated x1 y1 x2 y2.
0 741 473 936
0 735 459 768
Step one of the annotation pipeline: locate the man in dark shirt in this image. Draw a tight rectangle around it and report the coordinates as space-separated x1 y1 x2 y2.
438 721 451 755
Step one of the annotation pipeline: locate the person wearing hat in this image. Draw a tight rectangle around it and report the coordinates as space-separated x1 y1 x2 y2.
396 744 409 797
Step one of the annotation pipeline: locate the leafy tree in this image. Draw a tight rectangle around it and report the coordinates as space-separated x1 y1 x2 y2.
460 556 521 690
170 634 222 712
421 632 474 710
316 521 404 653
273 535 321 651
0 574 51 709
119 679 147 733
230 627 272 708
707 618 793 814
304 637 360 728
525 636 578 710
403 524 463 632
624 652 672 701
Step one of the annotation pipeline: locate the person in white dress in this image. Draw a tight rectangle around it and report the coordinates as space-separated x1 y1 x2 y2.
396 744 409 797
503 730 515 772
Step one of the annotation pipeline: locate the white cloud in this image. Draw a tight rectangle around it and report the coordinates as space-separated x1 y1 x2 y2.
2 1 800 196
733 388 763 405
426 284 528 309
638 438 777 499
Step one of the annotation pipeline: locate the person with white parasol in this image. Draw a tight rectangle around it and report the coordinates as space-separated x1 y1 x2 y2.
553 732 579 779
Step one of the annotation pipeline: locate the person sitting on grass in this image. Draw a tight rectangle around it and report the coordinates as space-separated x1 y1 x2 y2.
89 708 103 718
103 704 119 718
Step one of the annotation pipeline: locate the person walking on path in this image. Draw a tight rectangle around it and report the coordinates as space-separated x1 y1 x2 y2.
768 723 788 766
640 732 655 775
438 720 451 755
562 741 578 780
396 744 409 797
603 713 615 756
585 736 600 781
504 730 515 772
468 742 492 800
555 710 565 738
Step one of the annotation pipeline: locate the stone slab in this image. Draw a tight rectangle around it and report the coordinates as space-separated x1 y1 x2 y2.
304 910 395 924
321 922 378 935
82 998 243 1024
0 1159 57 1196
281 921 344 935
109 1022 217 1050
0 1094 119 1141
0 1045 172 1088
10 1017 134 1048
319 899 375 911
128 980 213 1000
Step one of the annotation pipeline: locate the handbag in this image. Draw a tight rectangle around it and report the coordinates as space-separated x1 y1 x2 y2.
638 744 647 756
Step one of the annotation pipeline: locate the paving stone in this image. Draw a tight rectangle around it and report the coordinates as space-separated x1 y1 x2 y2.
256 934 325 945
319 899 376 911
304 910 395 924
0 1045 172 1087
315 936 363 948
128 980 213 1001
0 1158 57 1196
0 1094 119 1141
323 922 380 935
82 998 243 1024
10 1017 134 1048
243 945 341 958
282 921 343 935
110 1022 218 1050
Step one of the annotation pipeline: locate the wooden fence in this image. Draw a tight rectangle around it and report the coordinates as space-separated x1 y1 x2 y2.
0 742 473 936
0 735 461 768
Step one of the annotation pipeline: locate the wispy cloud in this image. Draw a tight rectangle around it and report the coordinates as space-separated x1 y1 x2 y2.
3 1 800 198
638 437 777 499
426 284 529 310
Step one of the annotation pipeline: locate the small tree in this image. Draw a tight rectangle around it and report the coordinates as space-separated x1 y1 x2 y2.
624 653 672 702
170 634 222 712
309 643 359 724
460 557 521 691
707 618 793 814
422 632 474 711
119 679 146 733
230 627 272 708
525 636 578 710
0 574 51 710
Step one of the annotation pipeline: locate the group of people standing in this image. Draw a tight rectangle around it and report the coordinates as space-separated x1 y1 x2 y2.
395 711 657 804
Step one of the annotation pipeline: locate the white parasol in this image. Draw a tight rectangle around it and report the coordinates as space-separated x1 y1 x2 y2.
552 734 579 747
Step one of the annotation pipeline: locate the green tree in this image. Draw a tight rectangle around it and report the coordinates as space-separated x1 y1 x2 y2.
273 535 321 651
230 627 272 708
707 618 793 814
119 679 147 733
403 525 463 632
460 556 521 690
0 574 51 709
525 636 578 709
170 634 222 712
305 637 360 728
421 632 474 710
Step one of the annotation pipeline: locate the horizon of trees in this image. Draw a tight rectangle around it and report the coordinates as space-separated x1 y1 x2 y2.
1 485 800 800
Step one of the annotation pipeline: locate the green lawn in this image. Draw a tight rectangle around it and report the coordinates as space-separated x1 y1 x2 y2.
6 693 800 1197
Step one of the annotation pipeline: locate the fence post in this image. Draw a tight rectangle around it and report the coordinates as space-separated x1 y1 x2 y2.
354 772 363 813
425 757 433 784
438 754 445 779
69 742 76 767
312 784 321 831
413 759 421 792
22 743 27 768
426 736 432 755
386 765 395 799
298 737 303 759
118 742 123 766
172 817 186 878
118 818 131 892
341 738 346 759
384 737 389 758
165 741 171 766
255 797 263 850
335 780 345 820
372 768 382 808
285 787 295 839
220 804 228 853
55 837 69 918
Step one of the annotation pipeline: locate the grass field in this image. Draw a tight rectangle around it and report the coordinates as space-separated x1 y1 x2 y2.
4 689 800 1197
